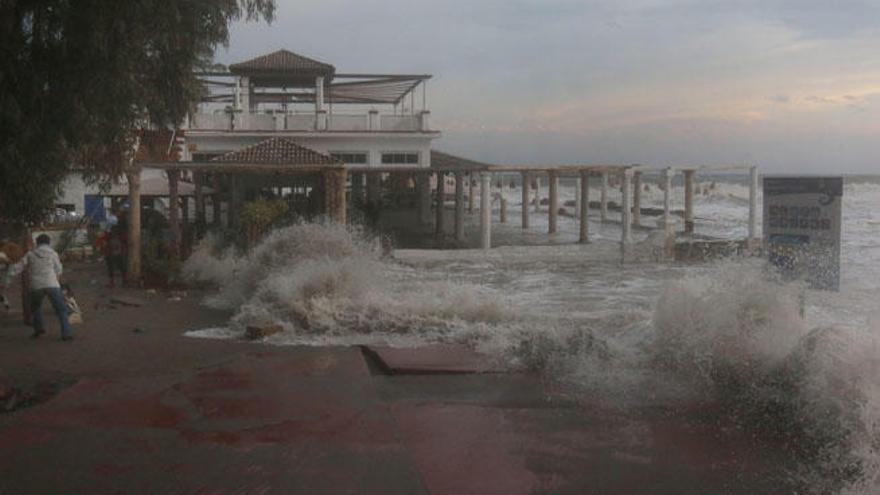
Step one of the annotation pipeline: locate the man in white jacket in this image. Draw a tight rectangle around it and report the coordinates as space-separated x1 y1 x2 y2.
4 234 73 340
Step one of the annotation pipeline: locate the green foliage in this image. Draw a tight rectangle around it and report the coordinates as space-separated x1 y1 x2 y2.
240 198 289 247
0 0 275 222
142 235 181 288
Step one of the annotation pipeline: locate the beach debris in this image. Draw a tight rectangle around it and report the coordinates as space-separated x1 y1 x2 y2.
133 327 144 334
245 324 283 340
109 296 145 307
3 391 22 412
0 383 15 402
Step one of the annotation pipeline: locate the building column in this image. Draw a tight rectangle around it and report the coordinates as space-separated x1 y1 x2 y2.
600 172 608 222
417 171 432 226
521 172 530 229
632 171 642 227
126 165 142 285
621 170 633 261
468 173 475 213
168 169 180 257
662 168 672 234
366 172 381 208
548 171 558 234
454 172 465 242
579 171 590 244
324 168 347 224
435 172 445 236
315 76 325 112
748 166 758 241
480 172 491 249
684 170 695 234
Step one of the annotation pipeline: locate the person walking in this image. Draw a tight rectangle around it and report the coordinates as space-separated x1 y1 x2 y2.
3 234 73 341
95 224 127 287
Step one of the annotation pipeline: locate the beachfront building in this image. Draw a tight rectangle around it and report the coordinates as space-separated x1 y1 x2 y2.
131 50 761 281
175 49 439 225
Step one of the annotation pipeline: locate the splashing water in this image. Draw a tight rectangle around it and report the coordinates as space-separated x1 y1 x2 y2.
182 181 880 493
183 223 512 345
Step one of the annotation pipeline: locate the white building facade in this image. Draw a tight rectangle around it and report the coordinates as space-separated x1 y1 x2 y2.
183 49 440 170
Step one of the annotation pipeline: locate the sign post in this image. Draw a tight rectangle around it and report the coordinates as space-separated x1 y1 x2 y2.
763 176 842 291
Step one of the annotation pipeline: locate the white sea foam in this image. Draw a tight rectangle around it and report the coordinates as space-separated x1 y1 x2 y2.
184 222 513 344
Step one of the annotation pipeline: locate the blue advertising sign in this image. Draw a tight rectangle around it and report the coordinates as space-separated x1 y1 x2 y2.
763 177 842 290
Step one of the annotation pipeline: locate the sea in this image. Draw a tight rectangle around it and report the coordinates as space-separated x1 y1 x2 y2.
184 174 880 494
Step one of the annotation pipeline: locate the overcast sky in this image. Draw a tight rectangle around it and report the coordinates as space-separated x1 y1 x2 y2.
216 0 880 173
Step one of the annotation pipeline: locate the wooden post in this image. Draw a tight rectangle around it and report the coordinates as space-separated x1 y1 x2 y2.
126 165 142 285
168 169 180 257
20 228 33 325
748 166 758 241
521 172 530 229
480 172 491 249
500 198 507 223
454 172 465 242
468 173 475 213
435 172 445 236
600 172 608 223
533 176 541 213
579 171 590 244
684 170 695 234
182 197 190 227
574 178 581 219
632 171 642 227
548 171 558 234
194 171 206 231
324 168 347 224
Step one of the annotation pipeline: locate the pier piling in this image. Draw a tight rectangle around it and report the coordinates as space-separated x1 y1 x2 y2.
684 170 695 234
632 171 642 227
748 166 758 241
521 172 530 229
621 169 633 262
579 171 590 244
600 173 608 223
480 173 491 249
548 171 558 234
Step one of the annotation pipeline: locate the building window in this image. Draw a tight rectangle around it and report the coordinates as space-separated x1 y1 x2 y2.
381 152 419 165
330 152 368 164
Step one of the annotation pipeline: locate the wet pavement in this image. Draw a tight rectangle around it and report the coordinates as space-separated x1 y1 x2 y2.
0 262 792 494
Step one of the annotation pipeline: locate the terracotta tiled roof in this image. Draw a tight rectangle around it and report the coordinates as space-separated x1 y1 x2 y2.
229 49 335 76
211 138 342 167
430 150 493 171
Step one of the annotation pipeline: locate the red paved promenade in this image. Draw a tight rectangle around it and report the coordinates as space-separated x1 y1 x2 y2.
0 262 790 494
